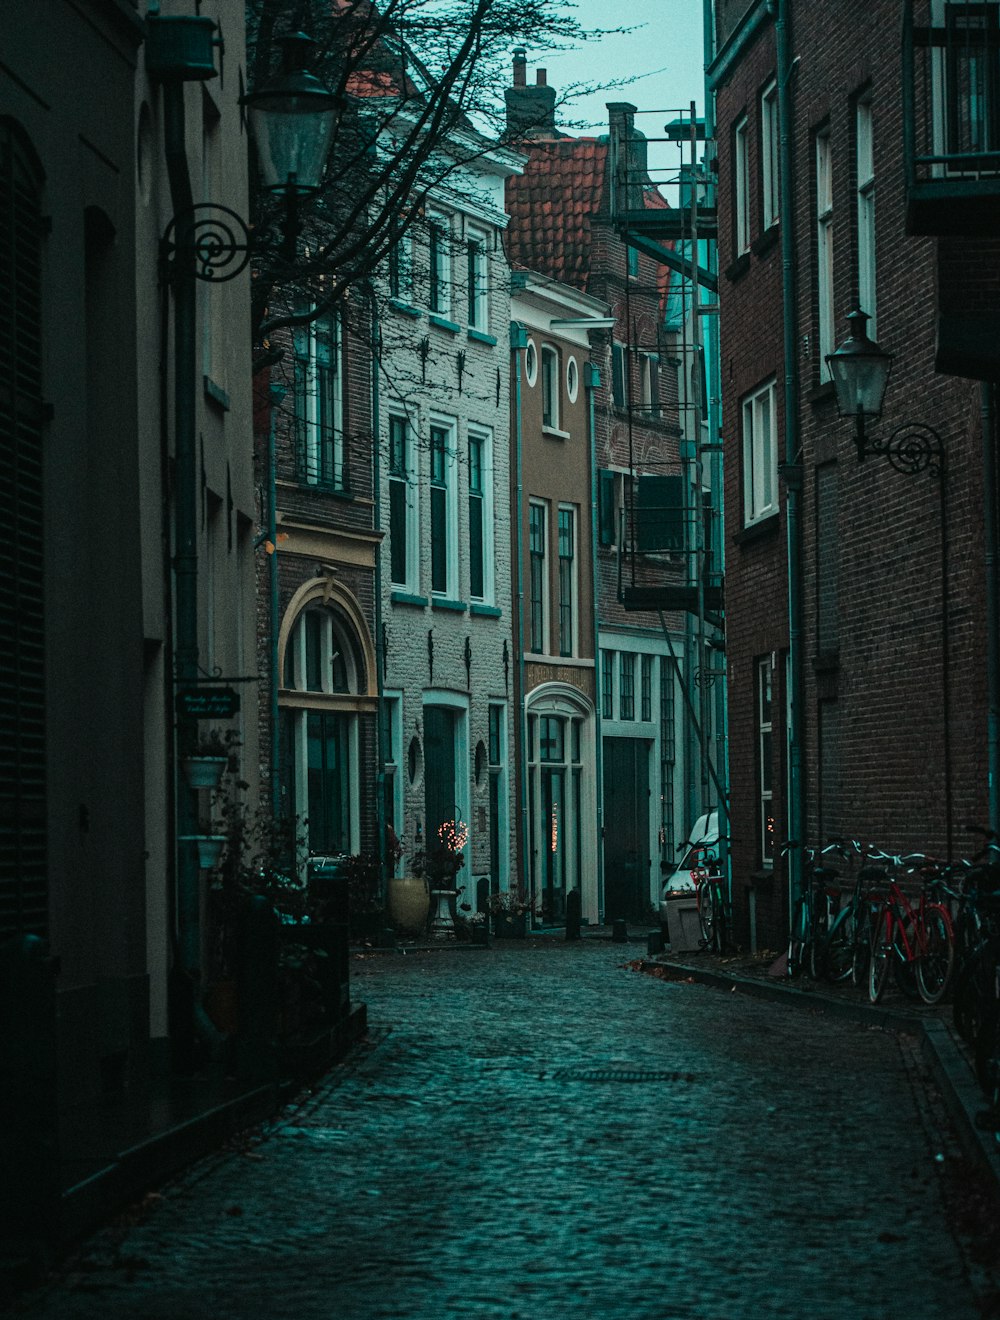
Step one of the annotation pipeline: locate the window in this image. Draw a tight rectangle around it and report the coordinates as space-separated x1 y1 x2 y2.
284 607 364 856
856 97 876 335
529 500 547 652
527 707 586 921
388 235 412 302
641 654 653 722
384 693 403 872
761 80 780 229
627 244 640 278
945 2 1000 161
566 356 579 403
734 114 751 255
742 378 778 525
541 344 560 429
428 215 450 315
816 128 835 379
620 652 636 720
488 704 507 892
466 229 488 329
468 428 493 601
388 413 417 589
429 420 456 595
557 506 576 657
598 468 619 547
294 312 345 489
757 657 775 866
525 338 538 386
612 341 629 408
640 353 660 417
601 650 614 719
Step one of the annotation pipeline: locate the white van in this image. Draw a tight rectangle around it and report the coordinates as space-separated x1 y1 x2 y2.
659 810 720 907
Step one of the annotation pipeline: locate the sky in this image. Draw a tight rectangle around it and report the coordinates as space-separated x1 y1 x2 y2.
517 0 708 194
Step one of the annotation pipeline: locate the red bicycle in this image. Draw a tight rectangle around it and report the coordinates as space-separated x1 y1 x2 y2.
868 856 954 1005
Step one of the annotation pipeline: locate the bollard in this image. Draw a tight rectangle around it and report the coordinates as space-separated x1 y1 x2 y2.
565 888 582 941
611 917 628 943
647 929 664 956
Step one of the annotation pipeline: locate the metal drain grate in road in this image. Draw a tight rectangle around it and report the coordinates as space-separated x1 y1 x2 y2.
545 1068 696 1084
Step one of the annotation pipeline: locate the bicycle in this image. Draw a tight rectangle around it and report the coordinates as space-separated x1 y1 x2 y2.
817 843 883 984
782 840 844 979
867 855 955 1006
694 852 727 955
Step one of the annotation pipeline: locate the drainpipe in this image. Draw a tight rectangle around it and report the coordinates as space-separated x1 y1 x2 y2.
510 318 530 897
776 0 806 920
266 383 284 819
983 383 1000 835
586 358 605 920
370 290 388 902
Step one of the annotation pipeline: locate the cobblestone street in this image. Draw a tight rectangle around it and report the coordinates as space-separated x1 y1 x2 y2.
14 942 1000 1319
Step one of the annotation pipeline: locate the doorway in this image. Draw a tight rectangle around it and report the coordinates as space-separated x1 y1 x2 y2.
602 737 650 922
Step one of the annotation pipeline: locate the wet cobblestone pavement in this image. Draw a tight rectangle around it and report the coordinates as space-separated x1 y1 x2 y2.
13 941 1000 1319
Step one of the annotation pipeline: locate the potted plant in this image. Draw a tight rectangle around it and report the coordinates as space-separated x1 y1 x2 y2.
412 820 467 937
182 727 238 789
487 884 537 938
386 824 433 937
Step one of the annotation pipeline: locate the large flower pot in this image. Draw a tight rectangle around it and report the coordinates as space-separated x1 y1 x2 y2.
493 912 527 939
388 875 431 937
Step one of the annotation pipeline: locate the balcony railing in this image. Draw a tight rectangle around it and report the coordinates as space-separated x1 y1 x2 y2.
903 0 1000 234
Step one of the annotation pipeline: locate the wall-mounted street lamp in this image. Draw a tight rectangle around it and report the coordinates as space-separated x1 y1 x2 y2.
826 307 943 478
825 306 952 859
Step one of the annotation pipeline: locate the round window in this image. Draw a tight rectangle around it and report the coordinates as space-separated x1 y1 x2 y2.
525 339 538 387
408 736 423 786
566 355 579 403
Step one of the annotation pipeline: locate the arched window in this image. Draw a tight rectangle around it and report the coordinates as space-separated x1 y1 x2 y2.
283 606 366 856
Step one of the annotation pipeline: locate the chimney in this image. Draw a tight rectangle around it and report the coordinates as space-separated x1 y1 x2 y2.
607 102 648 212
505 52 557 139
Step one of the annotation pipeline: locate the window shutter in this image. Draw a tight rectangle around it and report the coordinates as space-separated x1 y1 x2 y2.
598 469 616 546
636 475 685 554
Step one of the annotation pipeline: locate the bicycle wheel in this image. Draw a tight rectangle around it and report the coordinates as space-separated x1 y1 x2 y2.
711 888 727 955
894 918 922 1001
853 903 875 989
697 878 716 948
916 904 955 1006
869 909 891 1004
824 907 856 983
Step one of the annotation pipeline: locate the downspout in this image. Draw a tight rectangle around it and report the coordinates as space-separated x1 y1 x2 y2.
586 358 605 920
510 318 530 898
776 0 806 921
370 290 388 903
983 383 1000 834
266 383 283 819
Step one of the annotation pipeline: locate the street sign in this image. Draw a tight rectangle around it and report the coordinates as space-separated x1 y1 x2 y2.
176 686 241 719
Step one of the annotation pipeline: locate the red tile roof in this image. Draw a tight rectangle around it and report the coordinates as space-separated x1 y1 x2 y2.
505 137 609 290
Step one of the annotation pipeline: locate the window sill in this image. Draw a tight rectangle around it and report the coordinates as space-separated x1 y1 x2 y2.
203 375 230 411
390 590 428 608
542 424 571 440
431 596 467 613
724 253 751 283
734 512 780 546
470 602 501 618
429 314 461 335
751 225 779 258
389 299 421 319
468 327 498 346
297 480 353 499
808 380 837 408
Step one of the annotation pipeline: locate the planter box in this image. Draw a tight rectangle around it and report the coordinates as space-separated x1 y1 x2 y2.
492 912 527 939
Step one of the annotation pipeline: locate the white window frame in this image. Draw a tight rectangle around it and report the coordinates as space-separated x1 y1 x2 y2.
466 225 489 331
467 425 494 603
761 79 780 230
742 378 778 526
388 234 413 303
566 355 579 403
428 212 451 316
428 415 458 598
734 114 751 255
640 352 660 416
525 337 538 387
856 96 876 337
384 691 404 874
294 311 345 489
816 128 835 380
387 410 420 592
541 343 561 431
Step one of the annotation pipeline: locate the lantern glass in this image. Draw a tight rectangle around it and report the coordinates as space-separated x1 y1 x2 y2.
826 308 892 421
243 35 340 196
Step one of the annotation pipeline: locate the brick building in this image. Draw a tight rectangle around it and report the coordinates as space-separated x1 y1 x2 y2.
709 0 995 949
505 56 709 924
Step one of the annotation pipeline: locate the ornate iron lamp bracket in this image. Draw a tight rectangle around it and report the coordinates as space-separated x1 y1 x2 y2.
160 203 252 284
859 420 945 480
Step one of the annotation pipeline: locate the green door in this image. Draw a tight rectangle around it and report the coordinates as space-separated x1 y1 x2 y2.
424 706 457 846
602 738 650 922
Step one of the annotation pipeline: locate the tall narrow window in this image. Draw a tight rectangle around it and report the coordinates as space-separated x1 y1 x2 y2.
428 215 450 315
742 378 778 526
388 414 411 587
602 650 614 719
856 97 876 335
488 704 506 892
641 654 653 722
734 114 751 255
529 500 547 652
466 229 488 329
557 506 575 657
429 422 453 595
294 312 345 489
388 236 412 302
468 430 491 601
761 80 780 229
611 341 628 408
620 652 636 720
757 658 775 866
946 3 1000 161
816 128 835 379
541 344 560 429
641 353 661 417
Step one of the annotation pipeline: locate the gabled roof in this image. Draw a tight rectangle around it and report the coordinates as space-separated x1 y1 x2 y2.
505 137 609 291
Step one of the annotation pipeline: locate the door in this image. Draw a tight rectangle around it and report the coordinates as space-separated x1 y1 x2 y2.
602 738 650 922
424 706 457 846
